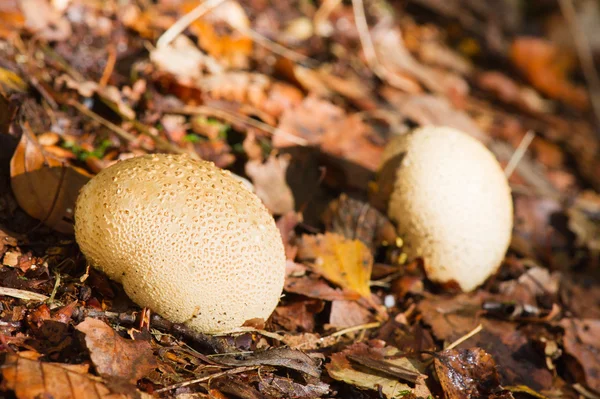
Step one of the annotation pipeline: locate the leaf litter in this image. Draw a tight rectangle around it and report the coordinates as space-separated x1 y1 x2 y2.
1 0 600 398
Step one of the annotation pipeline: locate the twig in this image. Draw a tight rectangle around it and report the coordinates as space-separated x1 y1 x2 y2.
214 327 285 341
351 0 418 92
558 0 600 130
237 27 317 67
167 105 309 146
68 100 143 144
99 45 116 87
572 383 600 399
444 323 483 351
0 287 49 302
156 0 228 48
329 321 381 338
504 130 535 178
154 366 258 393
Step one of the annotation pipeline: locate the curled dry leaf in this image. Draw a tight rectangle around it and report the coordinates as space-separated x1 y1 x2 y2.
298 232 373 299
0 351 152 399
435 347 514 399
245 154 295 214
10 128 91 234
560 318 600 392
76 318 157 385
326 340 430 399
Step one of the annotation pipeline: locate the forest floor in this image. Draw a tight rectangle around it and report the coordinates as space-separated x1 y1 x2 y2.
1 0 600 398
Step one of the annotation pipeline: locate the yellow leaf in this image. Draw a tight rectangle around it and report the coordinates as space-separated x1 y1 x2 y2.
298 233 373 298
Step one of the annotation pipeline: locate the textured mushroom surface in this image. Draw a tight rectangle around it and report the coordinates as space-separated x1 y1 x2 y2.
378 126 513 292
75 154 286 333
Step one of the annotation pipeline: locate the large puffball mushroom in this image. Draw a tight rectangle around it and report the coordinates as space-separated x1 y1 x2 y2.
377 126 513 292
74 154 286 333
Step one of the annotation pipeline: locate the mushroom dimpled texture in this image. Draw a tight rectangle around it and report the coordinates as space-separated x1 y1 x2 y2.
379 126 513 292
74 154 286 333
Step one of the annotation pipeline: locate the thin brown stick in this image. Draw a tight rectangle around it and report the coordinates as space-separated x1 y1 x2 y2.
68 100 144 144
99 45 116 87
167 105 309 146
504 130 535 178
351 0 418 92
444 323 483 351
558 0 600 129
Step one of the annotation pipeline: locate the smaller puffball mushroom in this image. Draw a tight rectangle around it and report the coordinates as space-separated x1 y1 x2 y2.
74 154 286 333
376 126 513 292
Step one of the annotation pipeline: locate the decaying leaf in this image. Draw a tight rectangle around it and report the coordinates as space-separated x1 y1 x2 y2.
326 340 430 399
10 128 91 234
298 233 373 298
418 293 553 391
322 194 396 251
246 154 295 214
0 351 152 399
256 372 330 399
329 299 373 329
560 318 600 392
435 347 514 399
567 191 600 254
217 348 321 378
76 318 157 385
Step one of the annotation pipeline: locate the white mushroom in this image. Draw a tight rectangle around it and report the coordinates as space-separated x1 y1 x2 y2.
377 126 513 291
74 154 286 333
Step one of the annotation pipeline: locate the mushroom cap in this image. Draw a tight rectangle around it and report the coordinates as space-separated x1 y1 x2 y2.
74 154 286 333
379 126 513 291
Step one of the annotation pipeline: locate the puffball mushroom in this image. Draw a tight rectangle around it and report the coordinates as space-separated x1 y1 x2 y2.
377 126 513 292
74 154 286 333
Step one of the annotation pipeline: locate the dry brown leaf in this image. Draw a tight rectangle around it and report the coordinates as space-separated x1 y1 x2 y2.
511 37 589 110
435 348 514 399
151 35 221 85
245 154 295 214
322 194 396 251
20 0 71 41
329 299 373 329
567 191 600 254
76 318 157 385
560 319 600 392
381 91 489 143
183 0 252 69
297 233 373 298
0 1 25 39
0 351 152 399
326 340 430 399
10 128 91 234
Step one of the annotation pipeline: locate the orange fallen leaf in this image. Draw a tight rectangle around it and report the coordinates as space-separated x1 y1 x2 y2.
297 233 373 298
511 37 589 111
76 318 157 385
10 126 91 234
0 351 152 399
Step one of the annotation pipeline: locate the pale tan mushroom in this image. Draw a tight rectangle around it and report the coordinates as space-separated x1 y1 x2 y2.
74 154 286 333
377 126 513 291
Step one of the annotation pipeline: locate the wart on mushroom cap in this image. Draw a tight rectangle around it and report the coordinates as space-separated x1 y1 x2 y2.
377 126 513 292
74 154 286 333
